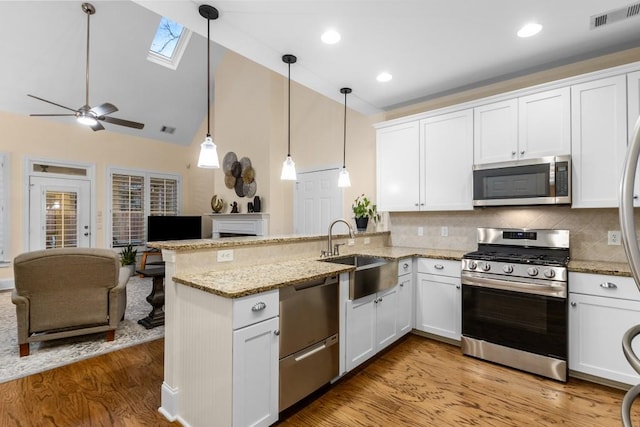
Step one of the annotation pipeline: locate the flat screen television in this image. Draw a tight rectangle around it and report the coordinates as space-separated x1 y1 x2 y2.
147 215 202 242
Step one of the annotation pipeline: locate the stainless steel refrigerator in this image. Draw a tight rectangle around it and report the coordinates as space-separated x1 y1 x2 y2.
619 114 640 426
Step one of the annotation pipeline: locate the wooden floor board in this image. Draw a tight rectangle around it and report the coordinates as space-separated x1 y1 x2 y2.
1 334 638 426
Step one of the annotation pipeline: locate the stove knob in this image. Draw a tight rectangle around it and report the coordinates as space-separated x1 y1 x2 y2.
468 261 477 270
543 269 556 279
481 262 491 272
527 267 539 276
503 264 514 274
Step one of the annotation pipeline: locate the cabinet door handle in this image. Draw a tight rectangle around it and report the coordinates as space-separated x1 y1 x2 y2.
403 263 409 269
434 264 444 270
399 283 404 287
570 301 577 307
251 302 267 311
600 282 618 289
520 150 525 156
511 151 516 156
415 203 419 207
456 285 460 289
274 329 280 336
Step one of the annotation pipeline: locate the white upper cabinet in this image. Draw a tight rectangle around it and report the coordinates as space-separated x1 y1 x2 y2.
421 109 473 211
376 121 421 211
518 87 571 159
571 75 627 208
474 88 571 165
474 99 518 164
628 71 640 204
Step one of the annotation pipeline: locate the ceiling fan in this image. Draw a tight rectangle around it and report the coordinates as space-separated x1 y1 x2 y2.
28 2 144 131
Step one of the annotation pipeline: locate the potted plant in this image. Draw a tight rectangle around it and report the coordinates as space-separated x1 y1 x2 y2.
119 244 138 276
352 194 380 232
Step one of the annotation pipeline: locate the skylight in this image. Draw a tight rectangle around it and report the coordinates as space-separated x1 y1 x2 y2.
147 17 191 70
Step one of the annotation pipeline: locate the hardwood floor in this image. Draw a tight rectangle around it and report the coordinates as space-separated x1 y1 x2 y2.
1 334 638 426
280 335 640 427
0 339 178 427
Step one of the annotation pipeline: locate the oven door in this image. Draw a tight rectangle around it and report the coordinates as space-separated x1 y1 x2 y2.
462 281 567 360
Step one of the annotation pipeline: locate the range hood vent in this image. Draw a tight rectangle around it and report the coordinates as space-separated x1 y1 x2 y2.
591 2 640 29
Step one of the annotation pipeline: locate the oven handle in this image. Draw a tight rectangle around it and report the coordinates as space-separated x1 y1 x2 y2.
461 273 566 298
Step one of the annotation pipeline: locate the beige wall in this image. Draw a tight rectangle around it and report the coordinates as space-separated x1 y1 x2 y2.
210 51 382 235
0 110 213 280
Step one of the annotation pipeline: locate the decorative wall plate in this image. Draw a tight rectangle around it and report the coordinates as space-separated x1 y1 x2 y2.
224 174 236 189
222 152 237 174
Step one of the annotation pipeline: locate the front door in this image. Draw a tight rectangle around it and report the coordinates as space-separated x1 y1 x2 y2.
29 176 92 250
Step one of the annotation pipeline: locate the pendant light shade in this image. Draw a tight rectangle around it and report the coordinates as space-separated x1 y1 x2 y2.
338 87 352 187
281 54 297 181
197 5 220 169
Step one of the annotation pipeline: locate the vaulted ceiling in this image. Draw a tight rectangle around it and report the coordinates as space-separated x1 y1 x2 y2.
2 1 640 146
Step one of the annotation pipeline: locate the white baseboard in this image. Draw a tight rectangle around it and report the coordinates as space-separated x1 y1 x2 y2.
0 278 14 291
159 381 180 422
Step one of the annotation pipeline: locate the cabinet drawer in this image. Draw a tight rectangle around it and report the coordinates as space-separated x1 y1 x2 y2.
398 258 413 276
233 290 279 330
417 258 461 277
569 272 640 301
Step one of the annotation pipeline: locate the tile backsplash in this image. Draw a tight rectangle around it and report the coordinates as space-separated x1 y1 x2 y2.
388 206 634 263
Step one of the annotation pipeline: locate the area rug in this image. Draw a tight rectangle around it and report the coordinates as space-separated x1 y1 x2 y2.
0 275 164 383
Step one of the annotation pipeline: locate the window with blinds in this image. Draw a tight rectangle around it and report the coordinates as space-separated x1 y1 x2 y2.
150 177 178 216
0 153 7 262
45 191 78 248
109 169 180 248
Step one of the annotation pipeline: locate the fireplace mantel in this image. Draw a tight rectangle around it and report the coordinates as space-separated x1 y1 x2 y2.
206 213 269 237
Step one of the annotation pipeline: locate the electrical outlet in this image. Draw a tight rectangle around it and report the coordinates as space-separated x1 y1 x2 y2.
418 226 424 236
441 226 448 237
217 249 234 262
608 231 621 246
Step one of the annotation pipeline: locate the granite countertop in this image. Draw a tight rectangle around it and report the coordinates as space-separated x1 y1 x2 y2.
172 246 466 298
171 240 635 298
173 258 354 298
568 260 632 277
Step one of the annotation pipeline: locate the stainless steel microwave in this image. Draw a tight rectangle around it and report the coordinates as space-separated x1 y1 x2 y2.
473 155 571 207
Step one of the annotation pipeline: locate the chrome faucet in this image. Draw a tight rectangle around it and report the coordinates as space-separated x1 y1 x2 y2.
322 219 355 257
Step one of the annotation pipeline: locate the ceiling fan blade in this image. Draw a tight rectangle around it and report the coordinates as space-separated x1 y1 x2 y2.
28 94 78 113
90 102 118 117
30 114 77 117
90 121 105 132
100 115 145 129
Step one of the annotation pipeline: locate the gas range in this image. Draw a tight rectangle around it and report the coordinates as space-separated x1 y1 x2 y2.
461 227 571 382
461 227 570 295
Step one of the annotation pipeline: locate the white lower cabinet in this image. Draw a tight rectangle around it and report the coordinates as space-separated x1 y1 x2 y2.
346 258 414 372
346 286 398 371
415 258 461 341
397 259 414 336
233 316 279 427
569 272 640 385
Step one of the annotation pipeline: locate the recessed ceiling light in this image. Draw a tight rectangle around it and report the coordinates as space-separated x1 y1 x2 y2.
321 29 341 44
376 72 393 83
517 22 543 38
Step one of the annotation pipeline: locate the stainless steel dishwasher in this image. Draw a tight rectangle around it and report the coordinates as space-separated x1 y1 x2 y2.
279 275 339 412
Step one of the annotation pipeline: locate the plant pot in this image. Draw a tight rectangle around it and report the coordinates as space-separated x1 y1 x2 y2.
124 264 135 277
355 217 369 232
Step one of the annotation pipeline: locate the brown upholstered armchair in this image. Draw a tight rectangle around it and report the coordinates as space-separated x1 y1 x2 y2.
12 248 129 357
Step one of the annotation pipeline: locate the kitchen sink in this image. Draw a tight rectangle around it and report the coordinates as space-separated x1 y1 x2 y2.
322 255 398 300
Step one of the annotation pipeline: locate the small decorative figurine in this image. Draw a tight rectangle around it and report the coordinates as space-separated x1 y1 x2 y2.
253 196 261 213
230 202 239 213
248 202 254 213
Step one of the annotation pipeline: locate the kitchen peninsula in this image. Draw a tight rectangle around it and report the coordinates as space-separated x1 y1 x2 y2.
148 231 429 426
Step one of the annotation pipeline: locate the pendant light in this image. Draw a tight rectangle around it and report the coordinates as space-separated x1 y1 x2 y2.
338 87 352 187
281 54 297 180
197 5 220 169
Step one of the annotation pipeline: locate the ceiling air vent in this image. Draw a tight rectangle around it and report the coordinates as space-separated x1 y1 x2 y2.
591 2 640 29
160 126 176 134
